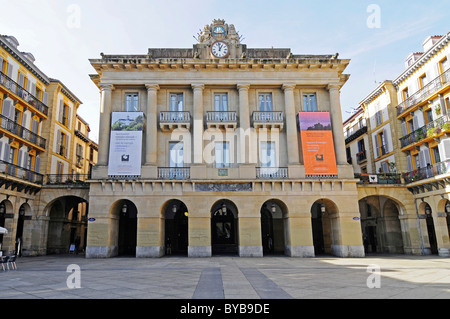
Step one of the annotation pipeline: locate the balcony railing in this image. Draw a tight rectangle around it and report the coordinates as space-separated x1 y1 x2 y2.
345 125 367 144
159 111 190 123
0 71 49 116
355 173 402 185
158 167 190 179
0 160 43 185
45 174 90 185
0 114 46 149
206 111 237 122
402 160 450 184
256 167 288 179
252 111 284 123
396 68 450 116
400 116 449 148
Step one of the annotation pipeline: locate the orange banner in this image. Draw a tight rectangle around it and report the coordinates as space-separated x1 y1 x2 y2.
299 112 337 177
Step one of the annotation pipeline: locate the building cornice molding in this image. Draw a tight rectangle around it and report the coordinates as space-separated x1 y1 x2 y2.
393 32 450 86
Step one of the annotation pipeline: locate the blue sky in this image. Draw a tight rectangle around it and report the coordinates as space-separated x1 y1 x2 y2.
1 0 449 142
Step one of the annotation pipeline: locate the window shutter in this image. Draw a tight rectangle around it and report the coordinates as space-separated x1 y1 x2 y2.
58 100 64 123
0 141 3 161
18 150 23 167
373 135 380 158
418 150 426 168
34 156 41 173
406 155 413 172
56 130 61 153
31 119 38 134
424 147 431 166
7 64 13 78
67 106 72 129
30 82 36 97
443 139 450 159
402 120 407 136
43 92 48 105
18 73 25 87
65 135 70 158
2 99 11 118
3 144 10 162
0 57 3 73
22 113 28 129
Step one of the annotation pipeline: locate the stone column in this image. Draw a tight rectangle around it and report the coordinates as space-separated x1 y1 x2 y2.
97 84 114 166
328 84 347 165
237 83 251 164
282 83 300 165
192 84 205 165
145 84 159 165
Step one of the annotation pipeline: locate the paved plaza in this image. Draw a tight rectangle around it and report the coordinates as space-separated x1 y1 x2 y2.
0 254 449 300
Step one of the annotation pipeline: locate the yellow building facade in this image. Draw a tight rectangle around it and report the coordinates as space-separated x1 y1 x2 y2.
86 20 365 258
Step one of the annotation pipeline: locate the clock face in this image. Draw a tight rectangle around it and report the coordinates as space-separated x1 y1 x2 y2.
211 41 229 58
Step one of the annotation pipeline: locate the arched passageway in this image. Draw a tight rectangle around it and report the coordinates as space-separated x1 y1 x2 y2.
260 199 287 255
116 200 138 256
359 196 404 254
311 200 334 256
163 199 188 256
46 196 88 255
211 200 238 255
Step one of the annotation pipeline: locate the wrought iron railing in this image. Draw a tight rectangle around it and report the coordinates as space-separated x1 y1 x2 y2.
400 116 449 148
0 114 46 149
396 68 450 116
256 167 288 179
402 160 450 184
355 173 401 185
0 71 49 116
158 167 190 179
45 174 90 185
0 160 43 185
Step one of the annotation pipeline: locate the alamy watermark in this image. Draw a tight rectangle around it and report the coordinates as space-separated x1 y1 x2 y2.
66 264 81 289
366 264 381 288
66 4 82 29
367 4 381 29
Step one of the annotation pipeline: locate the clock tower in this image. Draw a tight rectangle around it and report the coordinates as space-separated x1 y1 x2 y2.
194 19 244 59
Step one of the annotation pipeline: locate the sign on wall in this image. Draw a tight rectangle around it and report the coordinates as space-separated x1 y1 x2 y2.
108 112 144 177
299 112 337 177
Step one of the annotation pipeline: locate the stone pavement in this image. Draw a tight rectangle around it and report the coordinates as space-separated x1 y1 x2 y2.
0 254 449 300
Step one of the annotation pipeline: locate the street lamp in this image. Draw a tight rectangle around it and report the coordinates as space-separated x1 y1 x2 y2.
271 203 276 214
320 204 326 214
446 201 450 214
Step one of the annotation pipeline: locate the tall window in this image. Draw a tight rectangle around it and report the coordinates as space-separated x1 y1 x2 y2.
258 93 273 111
215 142 230 168
303 93 317 111
260 142 276 167
125 93 139 112
169 142 184 168
214 93 228 111
170 93 183 111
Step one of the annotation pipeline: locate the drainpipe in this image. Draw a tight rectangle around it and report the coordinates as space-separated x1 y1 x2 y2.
414 198 425 255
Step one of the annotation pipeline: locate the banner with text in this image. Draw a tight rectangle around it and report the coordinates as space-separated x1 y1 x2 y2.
108 112 144 176
299 111 337 177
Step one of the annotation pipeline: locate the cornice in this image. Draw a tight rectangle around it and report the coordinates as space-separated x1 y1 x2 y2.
393 32 450 86
0 36 50 85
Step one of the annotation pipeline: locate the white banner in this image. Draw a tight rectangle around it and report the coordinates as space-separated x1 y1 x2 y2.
108 112 144 176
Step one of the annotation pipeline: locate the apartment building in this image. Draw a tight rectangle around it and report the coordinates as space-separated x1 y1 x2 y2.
0 35 96 256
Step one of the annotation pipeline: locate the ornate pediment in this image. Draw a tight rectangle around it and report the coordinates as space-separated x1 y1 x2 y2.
197 19 241 46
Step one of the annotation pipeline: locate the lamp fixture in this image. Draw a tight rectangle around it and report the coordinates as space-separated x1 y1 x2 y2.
320 204 326 214
271 203 276 214
446 201 450 213
425 206 431 215
222 203 227 213
121 203 127 214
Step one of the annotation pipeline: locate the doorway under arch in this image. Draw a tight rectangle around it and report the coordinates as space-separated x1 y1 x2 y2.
114 199 138 256
423 202 438 255
359 196 404 254
46 196 88 255
260 199 287 255
163 199 188 256
211 200 238 255
311 199 336 256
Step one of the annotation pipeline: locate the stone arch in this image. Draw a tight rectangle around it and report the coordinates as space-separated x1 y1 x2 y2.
45 195 88 255
210 199 239 255
419 200 438 255
260 198 288 255
109 199 138 257
310 198 339 256
161 199 189 256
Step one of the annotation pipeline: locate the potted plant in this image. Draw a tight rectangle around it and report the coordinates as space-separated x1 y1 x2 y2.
435 104 441 115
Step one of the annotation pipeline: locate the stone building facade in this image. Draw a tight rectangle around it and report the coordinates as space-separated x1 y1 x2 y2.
86 19 364 258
